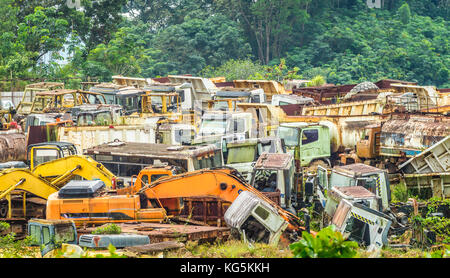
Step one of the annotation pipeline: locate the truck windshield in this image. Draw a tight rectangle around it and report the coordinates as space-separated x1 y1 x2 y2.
89 94 115 104
278 127 299 147
94 112 113 125
33 148 60 167
200 120 227 134
117 96 138 112
54 224 76 243
330 173 357 187
174 129 193 144
226 145 256 164
213 101 231 111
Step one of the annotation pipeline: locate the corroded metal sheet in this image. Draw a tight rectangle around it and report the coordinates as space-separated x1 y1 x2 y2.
179 192 281 226
334 186 376 199
335 163 384 176
254 153 293 169
0 132 26 163
381 116 450 157
400 135 450 174
77 222 230 243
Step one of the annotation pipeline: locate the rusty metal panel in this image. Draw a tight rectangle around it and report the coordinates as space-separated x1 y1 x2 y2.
280 104 304 116
334 186 377 199
254 153 293 169
374 79 417 89
0 132 27 162
381 116 450 157
233 80 285 101
335 163 384 176
58 125 157 153
215 82 235 88
179 192 281 227
400 135 450 174
302 99 385 117
77 222 231 244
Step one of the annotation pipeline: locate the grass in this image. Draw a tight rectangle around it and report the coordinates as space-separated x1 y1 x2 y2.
165 240 294 258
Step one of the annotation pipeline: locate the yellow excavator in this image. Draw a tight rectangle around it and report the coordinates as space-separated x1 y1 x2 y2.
0 142 121 238
0 168 61 238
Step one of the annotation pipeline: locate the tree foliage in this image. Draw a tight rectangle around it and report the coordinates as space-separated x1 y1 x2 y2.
289 226 359 258
0 0 448 88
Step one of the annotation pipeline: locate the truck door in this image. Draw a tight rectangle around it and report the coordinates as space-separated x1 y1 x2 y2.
317 166 329 191
315 166 329 207
300 128 320 166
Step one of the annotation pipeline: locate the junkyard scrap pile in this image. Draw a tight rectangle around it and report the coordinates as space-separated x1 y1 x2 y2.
0 75 449 257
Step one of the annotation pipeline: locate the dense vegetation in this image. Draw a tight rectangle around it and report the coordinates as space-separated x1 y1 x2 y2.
0 0 448 89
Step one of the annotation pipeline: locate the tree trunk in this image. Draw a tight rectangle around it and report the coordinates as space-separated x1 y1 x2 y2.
265 23 270 64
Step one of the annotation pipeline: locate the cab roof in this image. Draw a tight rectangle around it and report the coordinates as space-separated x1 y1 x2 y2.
333 163 385 176
254 153 293 170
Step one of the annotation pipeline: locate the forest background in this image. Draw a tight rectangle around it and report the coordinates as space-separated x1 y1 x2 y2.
0 0 448 89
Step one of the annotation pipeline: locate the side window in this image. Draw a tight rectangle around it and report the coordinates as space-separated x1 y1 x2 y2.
42 227 51 245
252 95 260 103
301 129 319 145
141 174 149 186
54 225 76 243
234 119 246 133
150 174 169 183
29 225 41 245
33 148 60 168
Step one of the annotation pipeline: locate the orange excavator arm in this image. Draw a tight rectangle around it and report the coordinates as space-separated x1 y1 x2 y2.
138 168 306 233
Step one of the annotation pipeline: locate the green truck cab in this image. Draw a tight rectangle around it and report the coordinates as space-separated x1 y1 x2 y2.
277 123 331 170
28 219 78 257
28 219 151 257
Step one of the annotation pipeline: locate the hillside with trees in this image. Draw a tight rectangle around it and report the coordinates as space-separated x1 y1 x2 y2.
0 0 448 89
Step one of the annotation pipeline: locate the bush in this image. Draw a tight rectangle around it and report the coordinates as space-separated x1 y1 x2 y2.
0 221 35 258
289 226 359 258
200 59 266 82
391 182 409 203
307 75 326 87
92 224 121 235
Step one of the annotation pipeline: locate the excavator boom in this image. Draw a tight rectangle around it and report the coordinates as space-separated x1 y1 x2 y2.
0 169 59 200
139 168 305 232
32 155 118 189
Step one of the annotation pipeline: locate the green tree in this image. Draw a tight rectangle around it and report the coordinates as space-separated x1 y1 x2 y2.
83 27 149 80
226 0 310 64
151 14 252 75
398 3 411 25
250 58 302 83
17 7 70 63
200 59 266 81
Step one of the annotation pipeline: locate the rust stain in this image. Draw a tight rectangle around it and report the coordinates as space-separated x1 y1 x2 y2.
0 132 27 163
